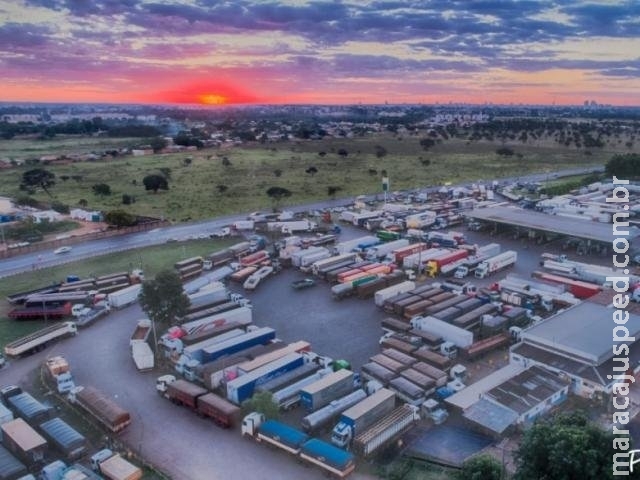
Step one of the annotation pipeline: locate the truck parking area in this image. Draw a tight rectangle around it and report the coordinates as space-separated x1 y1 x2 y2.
1 186 636 479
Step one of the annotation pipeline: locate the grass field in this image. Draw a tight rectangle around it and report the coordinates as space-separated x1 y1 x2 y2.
0 135 144 158
0 133 617 222
0 238 235 346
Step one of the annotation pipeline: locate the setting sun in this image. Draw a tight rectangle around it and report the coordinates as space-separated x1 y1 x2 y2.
199 93 227 105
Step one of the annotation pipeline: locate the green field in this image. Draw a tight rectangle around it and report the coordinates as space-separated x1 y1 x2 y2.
0 135 144 158
0 239 235 346
0 133 614 222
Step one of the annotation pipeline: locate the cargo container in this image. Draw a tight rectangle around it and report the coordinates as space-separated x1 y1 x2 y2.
365 239 410 261
301 389 367 433
107 284 142 309
379 337 418 355
408 328 442 348
226 353 306 404
290 247 327 268
425 249 469 277
299 369 354 411
5 392 52 425
196 393 242 428
1 418 47 465
392 295 424 316
333 236 378 255
360 362 395 386
374 281 416 308
353 404 420 457
90 449 142 480
412 348 451 372
402 299 434 319
475 250 517 279
271 368 333 411
69 386 131 433
433 306 462 323
411 362 448 387
331 388 396 448
0 445 27 480
236 341 311 375
389 377 425 406
370 354 405 374
400 369 436 394
172 328 245 365
37 418 87 461
311 253 360 278
381 317 411 333
453 303 499 329
299 438 356 478
255 363 321 394
410 316 473 349
382 349 416 368
356 277 388 299
461 333 510 361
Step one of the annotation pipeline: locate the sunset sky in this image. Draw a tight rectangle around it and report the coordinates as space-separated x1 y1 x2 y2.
1 0 639 106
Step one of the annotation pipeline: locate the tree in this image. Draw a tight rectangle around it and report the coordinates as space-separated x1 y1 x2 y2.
273 169 282 178
104 209 138 227
216 185 228 194
158 167 172 180
77 199 88 207
420 138 436 150
514 411 620 480
92 183 111 196
375 145 388 158
122 194 135 205
337 148 348 157
183 157 192 166
139 269 190 334
266 186 292 209
327 186 342 198
456 455 502 480
606 153 640 179
143 174 169 193
21 168 55 196
149 136 168 153
241 391 279 420
221 156 232 167
305 166 318 176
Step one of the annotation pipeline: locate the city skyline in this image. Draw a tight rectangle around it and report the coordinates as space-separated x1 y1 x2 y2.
1 0 639 106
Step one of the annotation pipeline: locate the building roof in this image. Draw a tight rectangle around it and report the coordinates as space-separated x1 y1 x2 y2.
463 398 519 435
445 363 525 410
465 205 639 246
521 302 640 365
484 365 569 416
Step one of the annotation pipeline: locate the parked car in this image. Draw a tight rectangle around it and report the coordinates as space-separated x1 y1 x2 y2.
54 246 72 254
291 278 316 290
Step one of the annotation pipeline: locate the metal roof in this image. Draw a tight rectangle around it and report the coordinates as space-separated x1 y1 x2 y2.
463 398 518 435
38 417 86 449
521 302 640 365
465 206 639 245
445 363 525 410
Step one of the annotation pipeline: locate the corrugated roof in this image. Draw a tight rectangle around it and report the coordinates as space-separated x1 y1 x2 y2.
463 398 518 434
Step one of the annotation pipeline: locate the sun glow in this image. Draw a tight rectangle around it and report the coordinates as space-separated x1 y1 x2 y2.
199 93 227 105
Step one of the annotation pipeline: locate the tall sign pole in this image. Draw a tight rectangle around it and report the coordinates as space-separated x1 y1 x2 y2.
382 176 389 204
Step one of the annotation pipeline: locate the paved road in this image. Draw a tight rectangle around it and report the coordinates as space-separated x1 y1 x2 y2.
0 166 603 278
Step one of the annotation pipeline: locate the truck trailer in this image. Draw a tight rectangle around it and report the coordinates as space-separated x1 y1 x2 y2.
299 369 355 412
475 250 517 279
352 404 420 457
301 389 367 433
331 388 396 448
69 386 131 433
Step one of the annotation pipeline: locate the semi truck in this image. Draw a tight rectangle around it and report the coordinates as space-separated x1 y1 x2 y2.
90 449 142 480
374 281 416 308
299 369 355 411
311 253 360 278
37 417 87 461
365 239 410 261
331 388 396 448
106 284 142 309
44 356 75 394
158 377 241 428
474 250 517 279
460 333 510 361
352 404 420 457
179 327 277 380
290 247 327 268
69 386 131 433
385 243 428 265
4 322 78 358
424 249 469 277
301 389 367 433
242 413 356 479
410 316 474 350
3 387 53 425
226 353 306 404
271 368 334 411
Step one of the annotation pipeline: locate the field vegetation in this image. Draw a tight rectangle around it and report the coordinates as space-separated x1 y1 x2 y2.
0 131 621 222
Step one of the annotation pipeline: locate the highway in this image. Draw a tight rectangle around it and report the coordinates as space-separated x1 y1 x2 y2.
0 165 603 278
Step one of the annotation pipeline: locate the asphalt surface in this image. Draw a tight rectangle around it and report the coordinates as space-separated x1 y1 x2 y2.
0 165 603 278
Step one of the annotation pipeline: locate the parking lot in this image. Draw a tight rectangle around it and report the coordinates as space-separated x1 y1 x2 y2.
0 219 614 479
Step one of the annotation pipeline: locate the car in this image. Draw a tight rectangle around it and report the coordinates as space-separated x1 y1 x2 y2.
291 278 316 290
53 246 72 254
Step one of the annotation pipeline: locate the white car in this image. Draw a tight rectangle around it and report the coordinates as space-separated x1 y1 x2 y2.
53 246 72 254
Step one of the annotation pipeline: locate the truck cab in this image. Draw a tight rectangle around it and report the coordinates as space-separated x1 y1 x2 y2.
439 341 458 359
156 374 176 396
241 412 265 437
90 449 113 471
454 265 469 278
331 420 353 449
421 399 448 425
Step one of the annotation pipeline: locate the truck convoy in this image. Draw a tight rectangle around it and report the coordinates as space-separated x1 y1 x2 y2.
331 388 396 448
242 412 356 478
69 386 131 433
4 322 78 358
